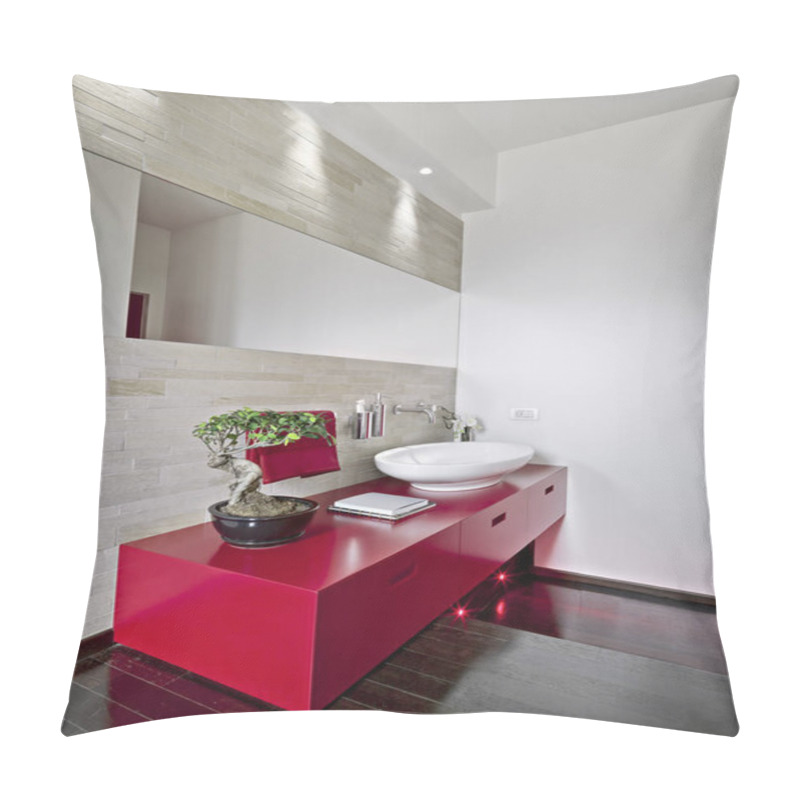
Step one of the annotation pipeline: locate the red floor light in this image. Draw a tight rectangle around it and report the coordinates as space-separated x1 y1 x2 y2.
494 569 516 586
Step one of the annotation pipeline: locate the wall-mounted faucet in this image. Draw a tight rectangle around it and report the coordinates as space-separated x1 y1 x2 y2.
432 405 478 441
392 402 436 423
432 405 457 424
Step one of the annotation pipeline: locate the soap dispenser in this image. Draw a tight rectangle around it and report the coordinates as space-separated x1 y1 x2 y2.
371 393 386 437
353 399 372 439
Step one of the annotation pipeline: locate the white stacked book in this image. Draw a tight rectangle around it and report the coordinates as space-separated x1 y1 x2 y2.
329 492 436 521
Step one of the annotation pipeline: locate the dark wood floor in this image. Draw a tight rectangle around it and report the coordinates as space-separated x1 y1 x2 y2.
470 573 729 673
62 569 733 736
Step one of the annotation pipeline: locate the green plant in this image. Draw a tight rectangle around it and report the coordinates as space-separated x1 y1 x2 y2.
193 407 334 511
193 407 333 458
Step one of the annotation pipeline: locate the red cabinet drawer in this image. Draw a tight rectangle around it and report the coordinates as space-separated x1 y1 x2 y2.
311 522 461 708
459 491 528 590
527 468 567 538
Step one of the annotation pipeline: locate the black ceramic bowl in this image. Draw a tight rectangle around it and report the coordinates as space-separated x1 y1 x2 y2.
208 497 319 548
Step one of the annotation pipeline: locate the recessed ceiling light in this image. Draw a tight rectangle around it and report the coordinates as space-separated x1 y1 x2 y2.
418 167 433 176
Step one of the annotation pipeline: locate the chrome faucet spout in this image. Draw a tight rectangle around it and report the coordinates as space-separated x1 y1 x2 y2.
392 402 436 423
433 405 457 423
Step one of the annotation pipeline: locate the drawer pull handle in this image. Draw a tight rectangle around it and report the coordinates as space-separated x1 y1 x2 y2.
545 485 555 495
389 563 418 586
492 512 507 527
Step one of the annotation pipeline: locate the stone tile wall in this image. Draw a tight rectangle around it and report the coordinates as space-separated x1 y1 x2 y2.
83 337 456 636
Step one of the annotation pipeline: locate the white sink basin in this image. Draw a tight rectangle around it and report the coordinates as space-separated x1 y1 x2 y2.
375 441 534 492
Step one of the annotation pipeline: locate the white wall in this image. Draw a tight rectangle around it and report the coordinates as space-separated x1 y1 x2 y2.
163 211 461 367
82 152 141 337
130 222 171 339
457 97 736 595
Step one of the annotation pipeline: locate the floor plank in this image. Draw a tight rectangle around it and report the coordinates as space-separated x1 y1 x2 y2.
362 662 455 703
342 679 442 714
62 574 736 736
471 575 730 673
429 620 738 735
62 682 149 734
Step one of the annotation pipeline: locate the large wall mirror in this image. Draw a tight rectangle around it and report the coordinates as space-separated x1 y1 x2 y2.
86 154 460 368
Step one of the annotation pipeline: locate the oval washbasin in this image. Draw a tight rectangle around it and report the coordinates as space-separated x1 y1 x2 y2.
375 441 534 492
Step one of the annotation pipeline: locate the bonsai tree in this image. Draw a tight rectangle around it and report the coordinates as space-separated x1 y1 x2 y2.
193 407 334 517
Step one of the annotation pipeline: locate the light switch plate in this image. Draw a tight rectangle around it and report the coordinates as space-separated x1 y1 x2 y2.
510 407 539 420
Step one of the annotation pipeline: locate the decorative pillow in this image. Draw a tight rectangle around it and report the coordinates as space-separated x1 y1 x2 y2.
64 74 738 737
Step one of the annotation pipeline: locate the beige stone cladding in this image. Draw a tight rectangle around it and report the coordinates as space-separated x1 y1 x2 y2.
83 337 456 636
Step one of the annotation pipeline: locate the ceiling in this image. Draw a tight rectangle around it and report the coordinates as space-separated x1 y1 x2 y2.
291 75 738 217
136 75 738 228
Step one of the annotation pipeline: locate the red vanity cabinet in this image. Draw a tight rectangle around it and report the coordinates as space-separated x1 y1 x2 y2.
115 545 319 709
114 464 566 710
311 521 462 709
458 491 530 593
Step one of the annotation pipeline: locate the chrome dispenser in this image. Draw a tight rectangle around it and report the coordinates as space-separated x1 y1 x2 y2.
371 392 386 437
353 399 373 439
